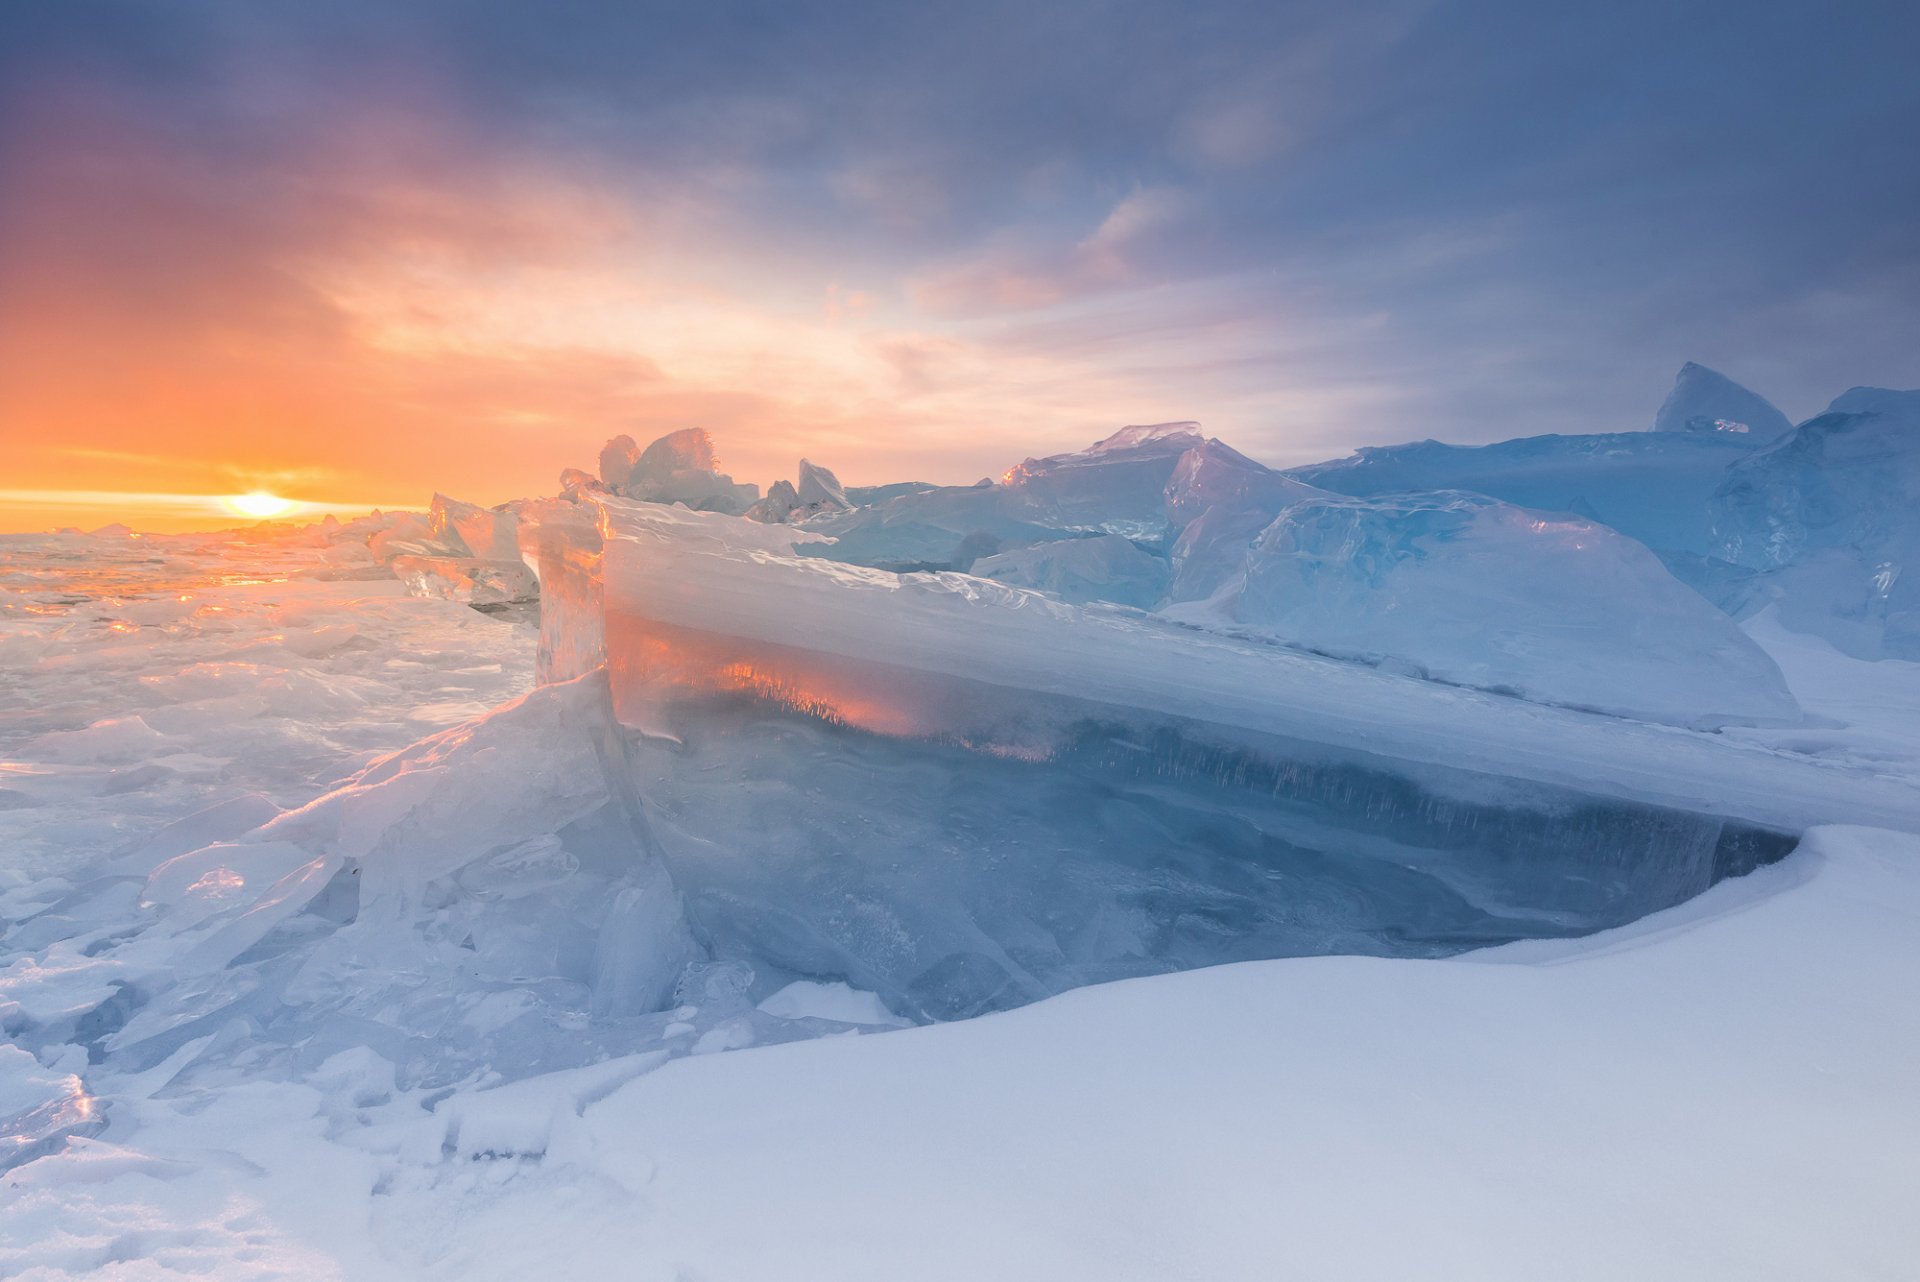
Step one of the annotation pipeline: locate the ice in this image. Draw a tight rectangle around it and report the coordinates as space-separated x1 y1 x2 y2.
67 671 703 1082
1292 426 1763 560
359 504 543 611
1652 361 1793 439
389 553 538 606
745 459 853 523
597 428 759 513
1166 502 1278 604
533 496 1920 1021
1 1045 97 1173
1161 437 1335 605
1709 387 1920 659
1221 491 1801 727
795 459 850 510
3 498 1920 1279
518 497 616 683
366 513 446 563
1000 421 1205 536
590 498 1913 827
428 492 522 563
969 533 1170 607
803 481 1062 570
1164 437 1326 532
801 424 1215 570
745 479 802 522
598 433 643 488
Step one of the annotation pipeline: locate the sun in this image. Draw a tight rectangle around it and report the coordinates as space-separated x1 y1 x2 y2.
225 491 296 519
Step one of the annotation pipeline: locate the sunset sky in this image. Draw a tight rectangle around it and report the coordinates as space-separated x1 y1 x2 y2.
3 1 1917 531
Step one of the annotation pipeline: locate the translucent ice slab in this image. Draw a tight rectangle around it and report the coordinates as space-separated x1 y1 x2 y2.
591 499 1919 834
573 497 1919 1019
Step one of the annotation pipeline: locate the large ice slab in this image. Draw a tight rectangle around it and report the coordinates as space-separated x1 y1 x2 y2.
1292 429 1762 559
535 497 1916 1023
1709 387 1920 659
1222 491 1800 727
969 534 1170 607
589 497 1913 832
801 482 1064 570
998 421 1204 536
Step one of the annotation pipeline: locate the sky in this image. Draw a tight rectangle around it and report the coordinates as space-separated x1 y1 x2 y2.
2 0 1916 531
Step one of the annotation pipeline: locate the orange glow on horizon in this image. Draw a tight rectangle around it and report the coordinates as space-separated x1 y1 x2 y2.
0 73 1298 537
224 491 297 519
0 488 419 534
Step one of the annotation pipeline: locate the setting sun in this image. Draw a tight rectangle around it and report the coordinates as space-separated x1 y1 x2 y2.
224 491 295 519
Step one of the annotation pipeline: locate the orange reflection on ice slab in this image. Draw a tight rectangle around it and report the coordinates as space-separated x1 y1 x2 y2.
606 613 1060 757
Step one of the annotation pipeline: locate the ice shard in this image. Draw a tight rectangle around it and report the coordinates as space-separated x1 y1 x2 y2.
1653 361 1793 440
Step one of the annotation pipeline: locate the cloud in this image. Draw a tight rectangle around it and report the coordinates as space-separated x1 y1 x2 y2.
907 186 1193 317
3 0 1919 534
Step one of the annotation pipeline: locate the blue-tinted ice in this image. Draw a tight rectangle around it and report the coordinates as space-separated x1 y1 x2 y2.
613 613 1793 1022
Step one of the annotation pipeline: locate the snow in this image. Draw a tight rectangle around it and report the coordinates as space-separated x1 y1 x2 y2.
1652 360 1793 439
756 980 910 1027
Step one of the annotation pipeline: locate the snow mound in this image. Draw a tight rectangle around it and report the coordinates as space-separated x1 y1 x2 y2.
1229 492 1800 727
1653 362 1793 440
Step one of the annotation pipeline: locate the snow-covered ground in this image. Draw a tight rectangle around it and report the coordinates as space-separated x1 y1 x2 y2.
3 525 1917 1279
